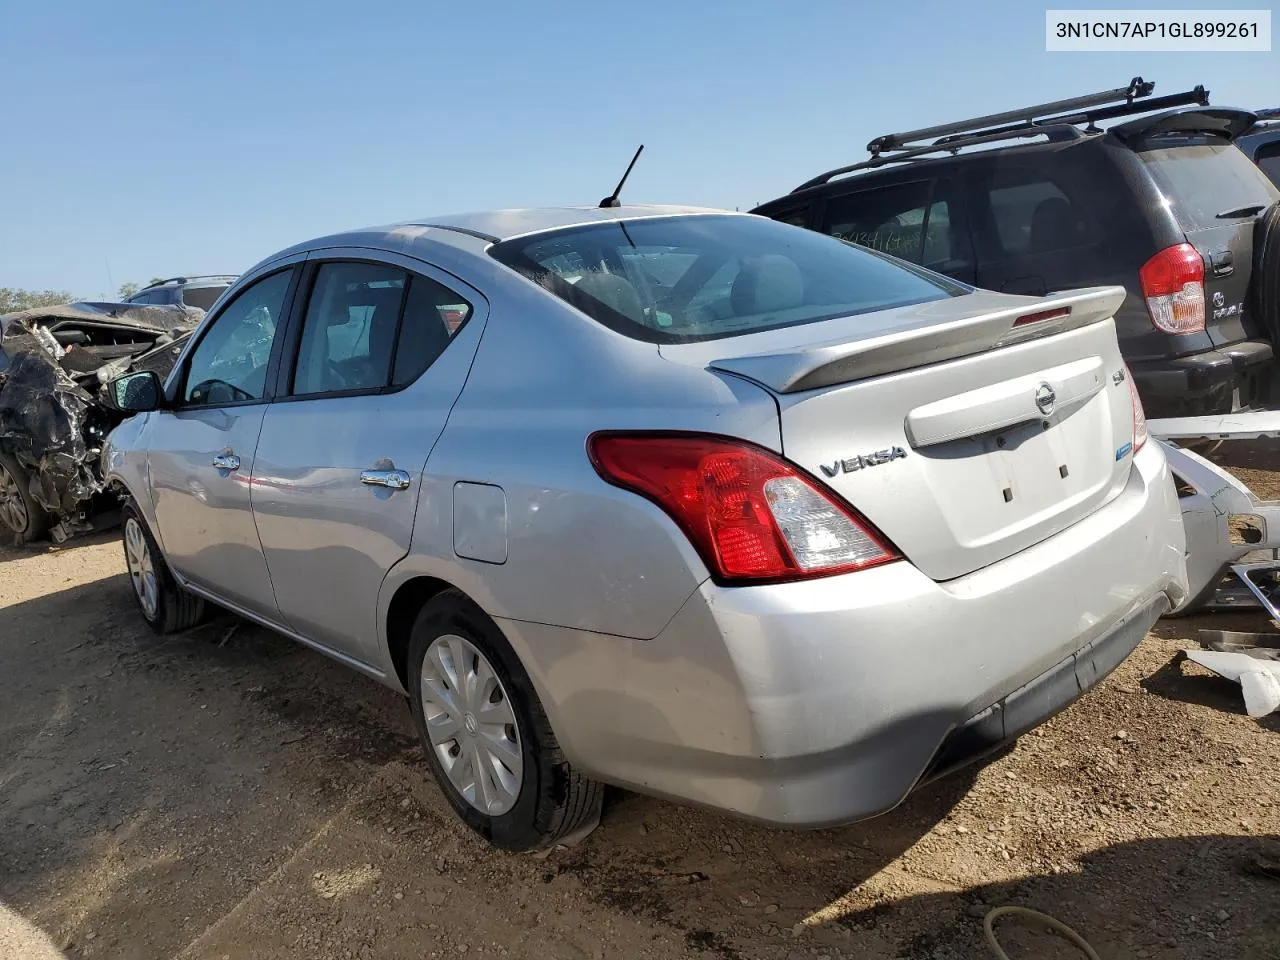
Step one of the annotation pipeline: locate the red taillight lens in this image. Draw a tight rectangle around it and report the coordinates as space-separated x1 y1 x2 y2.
1139 243 1205 334
589 433 898 583
1126 366 1148 453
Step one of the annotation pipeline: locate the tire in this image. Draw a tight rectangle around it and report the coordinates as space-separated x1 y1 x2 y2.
0 452 50 543
120 500 205 634
407 589 603 851
1253 201 1280 344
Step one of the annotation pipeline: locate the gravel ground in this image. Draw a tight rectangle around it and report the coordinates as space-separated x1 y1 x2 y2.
2 447 1278 960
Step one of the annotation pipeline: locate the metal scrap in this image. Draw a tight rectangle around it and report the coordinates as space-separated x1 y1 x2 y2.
0 301 200 531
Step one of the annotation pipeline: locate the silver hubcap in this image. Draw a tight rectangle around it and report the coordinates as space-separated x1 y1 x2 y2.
420 634 523 816
0 463 29 534
124 518 159 620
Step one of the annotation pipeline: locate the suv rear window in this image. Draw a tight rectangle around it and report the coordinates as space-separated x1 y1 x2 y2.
181 285 229 311
1136 138 1280 233
489 214 966 343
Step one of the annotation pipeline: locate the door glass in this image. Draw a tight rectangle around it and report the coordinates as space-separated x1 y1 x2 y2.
392 274 471 386
821 181 936 262
183 269 293 406
985 172 1088 256
293 262 407 396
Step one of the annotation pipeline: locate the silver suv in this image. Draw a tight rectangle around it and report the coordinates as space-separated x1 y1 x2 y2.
102 207 1189 850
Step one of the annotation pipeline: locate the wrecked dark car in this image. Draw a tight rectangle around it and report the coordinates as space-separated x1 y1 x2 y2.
0 302 199 542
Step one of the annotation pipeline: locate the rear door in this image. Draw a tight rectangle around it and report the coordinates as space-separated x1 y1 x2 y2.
1132 136 1280 346
250 253 486 666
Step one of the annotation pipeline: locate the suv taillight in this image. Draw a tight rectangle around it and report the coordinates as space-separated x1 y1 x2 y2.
1127 366 1148 453
589 433 898 584
1139 243 1205 334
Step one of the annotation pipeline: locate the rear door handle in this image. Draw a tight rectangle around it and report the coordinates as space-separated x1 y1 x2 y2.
1209 250 1234 277
360 468 411 490
211 453 240 471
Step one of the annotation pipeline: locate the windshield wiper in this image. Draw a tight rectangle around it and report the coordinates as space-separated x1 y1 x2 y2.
1216 204 1267 219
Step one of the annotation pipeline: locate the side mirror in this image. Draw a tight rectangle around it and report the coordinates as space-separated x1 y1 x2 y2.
107 370 163 413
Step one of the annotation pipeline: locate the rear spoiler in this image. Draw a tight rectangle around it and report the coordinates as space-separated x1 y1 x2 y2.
708 287 1126 394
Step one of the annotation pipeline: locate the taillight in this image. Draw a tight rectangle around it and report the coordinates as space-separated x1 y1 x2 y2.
1126 366 1148 453
1139 243 1205 334
589 433 898 584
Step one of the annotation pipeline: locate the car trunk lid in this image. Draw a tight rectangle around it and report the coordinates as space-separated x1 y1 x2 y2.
661 286 1136 581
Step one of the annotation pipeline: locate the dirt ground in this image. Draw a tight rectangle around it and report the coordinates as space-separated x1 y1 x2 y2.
2 449 1279 960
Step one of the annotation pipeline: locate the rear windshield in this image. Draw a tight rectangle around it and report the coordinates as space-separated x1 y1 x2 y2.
1136 137 1280 233
181 285 230 311
489 214 967 343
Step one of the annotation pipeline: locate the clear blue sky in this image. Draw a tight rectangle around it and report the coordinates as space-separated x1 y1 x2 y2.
2 0 1276 297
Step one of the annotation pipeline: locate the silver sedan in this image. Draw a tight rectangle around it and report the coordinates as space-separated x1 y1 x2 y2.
102 206 1189 850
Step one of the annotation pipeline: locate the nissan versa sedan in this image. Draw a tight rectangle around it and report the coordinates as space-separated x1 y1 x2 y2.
101 206 1189 851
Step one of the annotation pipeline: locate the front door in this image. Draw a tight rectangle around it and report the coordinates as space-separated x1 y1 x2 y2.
251 255 486 665
147 266 299 620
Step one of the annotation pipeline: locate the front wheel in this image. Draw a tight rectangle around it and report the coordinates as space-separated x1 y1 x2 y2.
407 590 602 851
121 500 205 633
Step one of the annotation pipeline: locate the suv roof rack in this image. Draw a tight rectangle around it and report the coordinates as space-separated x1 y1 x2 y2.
140 275 236 291
792 77 1211 192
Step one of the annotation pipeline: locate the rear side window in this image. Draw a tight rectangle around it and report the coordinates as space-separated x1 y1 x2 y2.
293 262 406 396
1254 141 1280 189
983 171 1090 257
392 275 471 386
1136 138 1280 232
823 181 936 261
489 214 967 344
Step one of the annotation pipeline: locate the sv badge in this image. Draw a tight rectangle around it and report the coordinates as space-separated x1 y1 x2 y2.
820 446 907 477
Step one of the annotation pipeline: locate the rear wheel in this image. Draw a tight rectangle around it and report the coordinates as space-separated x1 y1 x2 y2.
121 500 205 633
407 589 602 851
0 453 49 543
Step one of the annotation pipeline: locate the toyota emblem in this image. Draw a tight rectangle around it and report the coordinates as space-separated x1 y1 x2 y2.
1035 382 1056 416
1212 290 1225 308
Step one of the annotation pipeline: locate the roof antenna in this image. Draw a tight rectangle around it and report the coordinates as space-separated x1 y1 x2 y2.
599 145 644 208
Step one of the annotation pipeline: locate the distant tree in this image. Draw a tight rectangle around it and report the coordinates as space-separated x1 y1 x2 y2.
118 282 141 299
0 288 76 313
149 277 165 287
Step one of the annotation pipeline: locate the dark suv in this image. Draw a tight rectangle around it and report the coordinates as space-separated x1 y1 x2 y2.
124 275 237 312
753 79 1280 419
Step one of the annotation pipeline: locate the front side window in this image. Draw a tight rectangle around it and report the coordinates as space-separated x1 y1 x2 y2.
182 269 293 406
490 214 965 344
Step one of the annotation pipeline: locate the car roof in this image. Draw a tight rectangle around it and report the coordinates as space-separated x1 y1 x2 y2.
245 206 741 281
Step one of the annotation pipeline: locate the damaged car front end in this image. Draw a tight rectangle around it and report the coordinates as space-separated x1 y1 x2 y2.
0 302 199 542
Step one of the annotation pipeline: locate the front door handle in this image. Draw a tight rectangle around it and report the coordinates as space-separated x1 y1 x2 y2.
360 468 412 490
212 453 241 471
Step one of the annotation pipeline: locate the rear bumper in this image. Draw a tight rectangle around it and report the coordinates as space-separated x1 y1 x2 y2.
498 443 1188 827
1132 340 1273 418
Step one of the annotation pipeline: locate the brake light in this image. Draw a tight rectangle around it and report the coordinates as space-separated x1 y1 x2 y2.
589 433 898 583
1013 306 1071 327
1127 366 1148 453
1139 243 1205 334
